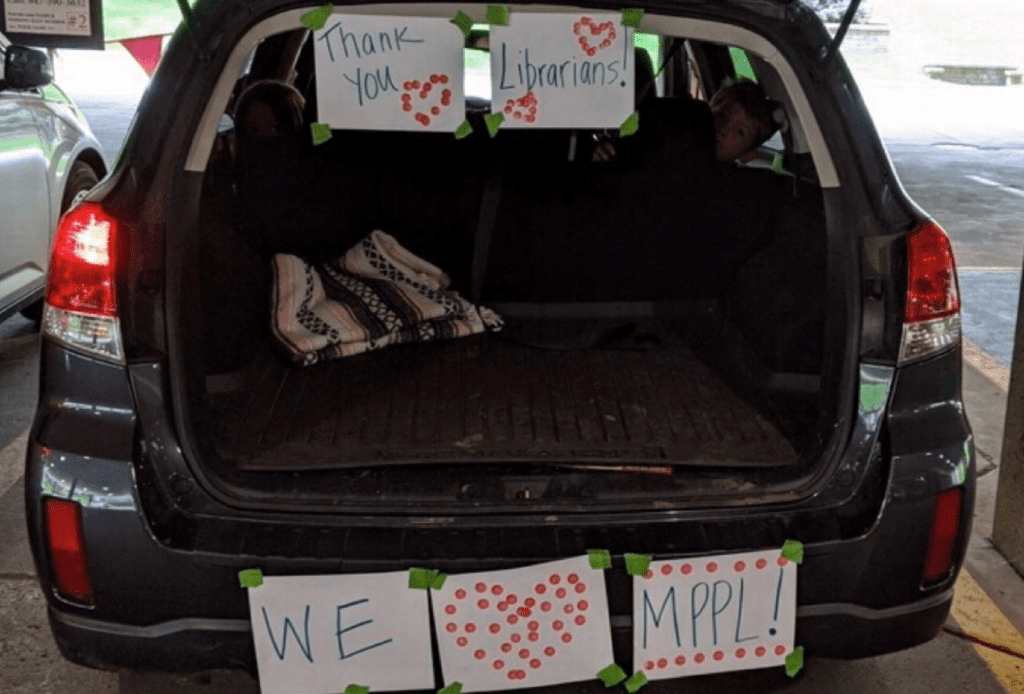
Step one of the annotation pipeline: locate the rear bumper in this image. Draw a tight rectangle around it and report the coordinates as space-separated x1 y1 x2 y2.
26 350 973 677
49 588 953 675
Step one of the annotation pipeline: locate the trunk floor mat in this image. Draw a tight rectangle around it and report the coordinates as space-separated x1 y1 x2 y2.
209 329 798 471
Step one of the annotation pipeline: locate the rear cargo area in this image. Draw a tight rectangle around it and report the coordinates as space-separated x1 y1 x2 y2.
189 69 832 498
207 313 802 472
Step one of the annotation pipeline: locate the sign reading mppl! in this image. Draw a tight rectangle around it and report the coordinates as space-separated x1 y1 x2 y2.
314 14 465 131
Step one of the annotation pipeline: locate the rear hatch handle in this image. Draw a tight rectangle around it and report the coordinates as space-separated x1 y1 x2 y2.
821 0 864 64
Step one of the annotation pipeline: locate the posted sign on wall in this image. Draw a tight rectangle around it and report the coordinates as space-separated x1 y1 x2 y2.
314 14 466 131
490 13 634 128
1 0 103 49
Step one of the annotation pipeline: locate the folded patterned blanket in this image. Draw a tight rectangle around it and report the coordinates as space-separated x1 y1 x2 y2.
271 231 503 366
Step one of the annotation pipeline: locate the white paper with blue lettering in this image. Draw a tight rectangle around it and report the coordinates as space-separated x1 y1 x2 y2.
633 550 797 678
248 571 434 693
490 13 633 128
314 14 465 131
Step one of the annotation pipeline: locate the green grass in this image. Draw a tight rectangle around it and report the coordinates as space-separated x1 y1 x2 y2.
102 0 186 41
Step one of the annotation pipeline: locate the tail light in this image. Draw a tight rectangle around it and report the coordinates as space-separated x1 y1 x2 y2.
922 487 962 583
899 221 961 364
44 498 95 602
42 202 124 362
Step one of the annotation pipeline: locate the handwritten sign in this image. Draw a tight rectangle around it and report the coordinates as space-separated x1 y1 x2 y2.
247 571 434 694
313 14 465 131
490 13 633 128
633 550 797 678
432 556 614 692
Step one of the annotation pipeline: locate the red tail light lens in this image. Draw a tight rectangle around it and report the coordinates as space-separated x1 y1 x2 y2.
922 487 962 583
42 202 124 362
899 221 961 364
905 221 959 323
44 498 94 602
46 202 118 316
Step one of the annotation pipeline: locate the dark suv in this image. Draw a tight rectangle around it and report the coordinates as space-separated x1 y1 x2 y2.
27 0 973 688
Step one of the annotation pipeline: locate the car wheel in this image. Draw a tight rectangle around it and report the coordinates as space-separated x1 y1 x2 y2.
19 161 100 324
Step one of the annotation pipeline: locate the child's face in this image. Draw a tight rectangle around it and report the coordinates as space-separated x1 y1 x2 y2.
240 102 280 138
712 101 760 163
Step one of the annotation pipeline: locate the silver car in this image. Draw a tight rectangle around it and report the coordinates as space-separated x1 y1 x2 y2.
0 32 105 324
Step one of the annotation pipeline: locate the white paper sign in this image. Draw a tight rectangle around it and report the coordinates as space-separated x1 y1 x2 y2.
490 13 633 128
313 15 465 131
432 556 614 692
3 0 91 36
633 550 797 679
248 572 434 694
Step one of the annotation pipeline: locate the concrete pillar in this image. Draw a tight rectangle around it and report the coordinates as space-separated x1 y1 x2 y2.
993 270 1024 574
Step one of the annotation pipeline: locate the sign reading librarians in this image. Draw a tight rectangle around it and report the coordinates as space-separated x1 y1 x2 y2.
1 0 103 48
313 14 465 131
490 12 634 128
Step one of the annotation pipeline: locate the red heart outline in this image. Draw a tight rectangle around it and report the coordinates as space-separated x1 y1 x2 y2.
400 73 453 127
502 90 539 124
440 570 593 684
572 16 617 57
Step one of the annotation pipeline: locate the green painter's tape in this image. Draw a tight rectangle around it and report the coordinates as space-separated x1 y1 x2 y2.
781 539 804 565
438 683 463 694
344 685 370 694
620 8 645 27
455 120 474 139
859 382 888 411
301 4 334 30
624 553 652 576
451 11 474 38
311 122 333 145
785 646 805 677
430 572 448 590
485 112 505 137
238 568 263 588
597 663 627 687
624 671 647 693
408 568 434 590
487 5 510 25
588 549 613 570
619 111 640 137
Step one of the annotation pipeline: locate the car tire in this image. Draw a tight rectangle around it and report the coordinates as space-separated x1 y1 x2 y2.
19 161 100 324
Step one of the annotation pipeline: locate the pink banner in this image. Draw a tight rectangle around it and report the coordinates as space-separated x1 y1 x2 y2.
120 35 164 76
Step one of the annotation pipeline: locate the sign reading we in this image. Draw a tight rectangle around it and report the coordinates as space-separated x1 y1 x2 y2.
248 571 434 694
313 14 465 131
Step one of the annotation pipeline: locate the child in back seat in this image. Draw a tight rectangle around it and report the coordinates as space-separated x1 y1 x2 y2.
234 80 306 139
709 79 778 163
591 78 778 165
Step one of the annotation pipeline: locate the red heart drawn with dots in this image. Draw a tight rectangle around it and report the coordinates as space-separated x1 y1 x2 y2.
400 73 453 127
440 570 594 684
502 91 539 124
572 16 617 57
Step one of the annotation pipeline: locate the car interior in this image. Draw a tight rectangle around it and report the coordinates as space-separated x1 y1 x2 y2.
187 16 837 502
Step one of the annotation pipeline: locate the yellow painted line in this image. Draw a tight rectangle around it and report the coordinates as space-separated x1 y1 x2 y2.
964 338 1011 392
951 569 1024 692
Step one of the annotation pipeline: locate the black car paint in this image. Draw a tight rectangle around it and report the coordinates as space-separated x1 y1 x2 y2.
25 0 974 678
